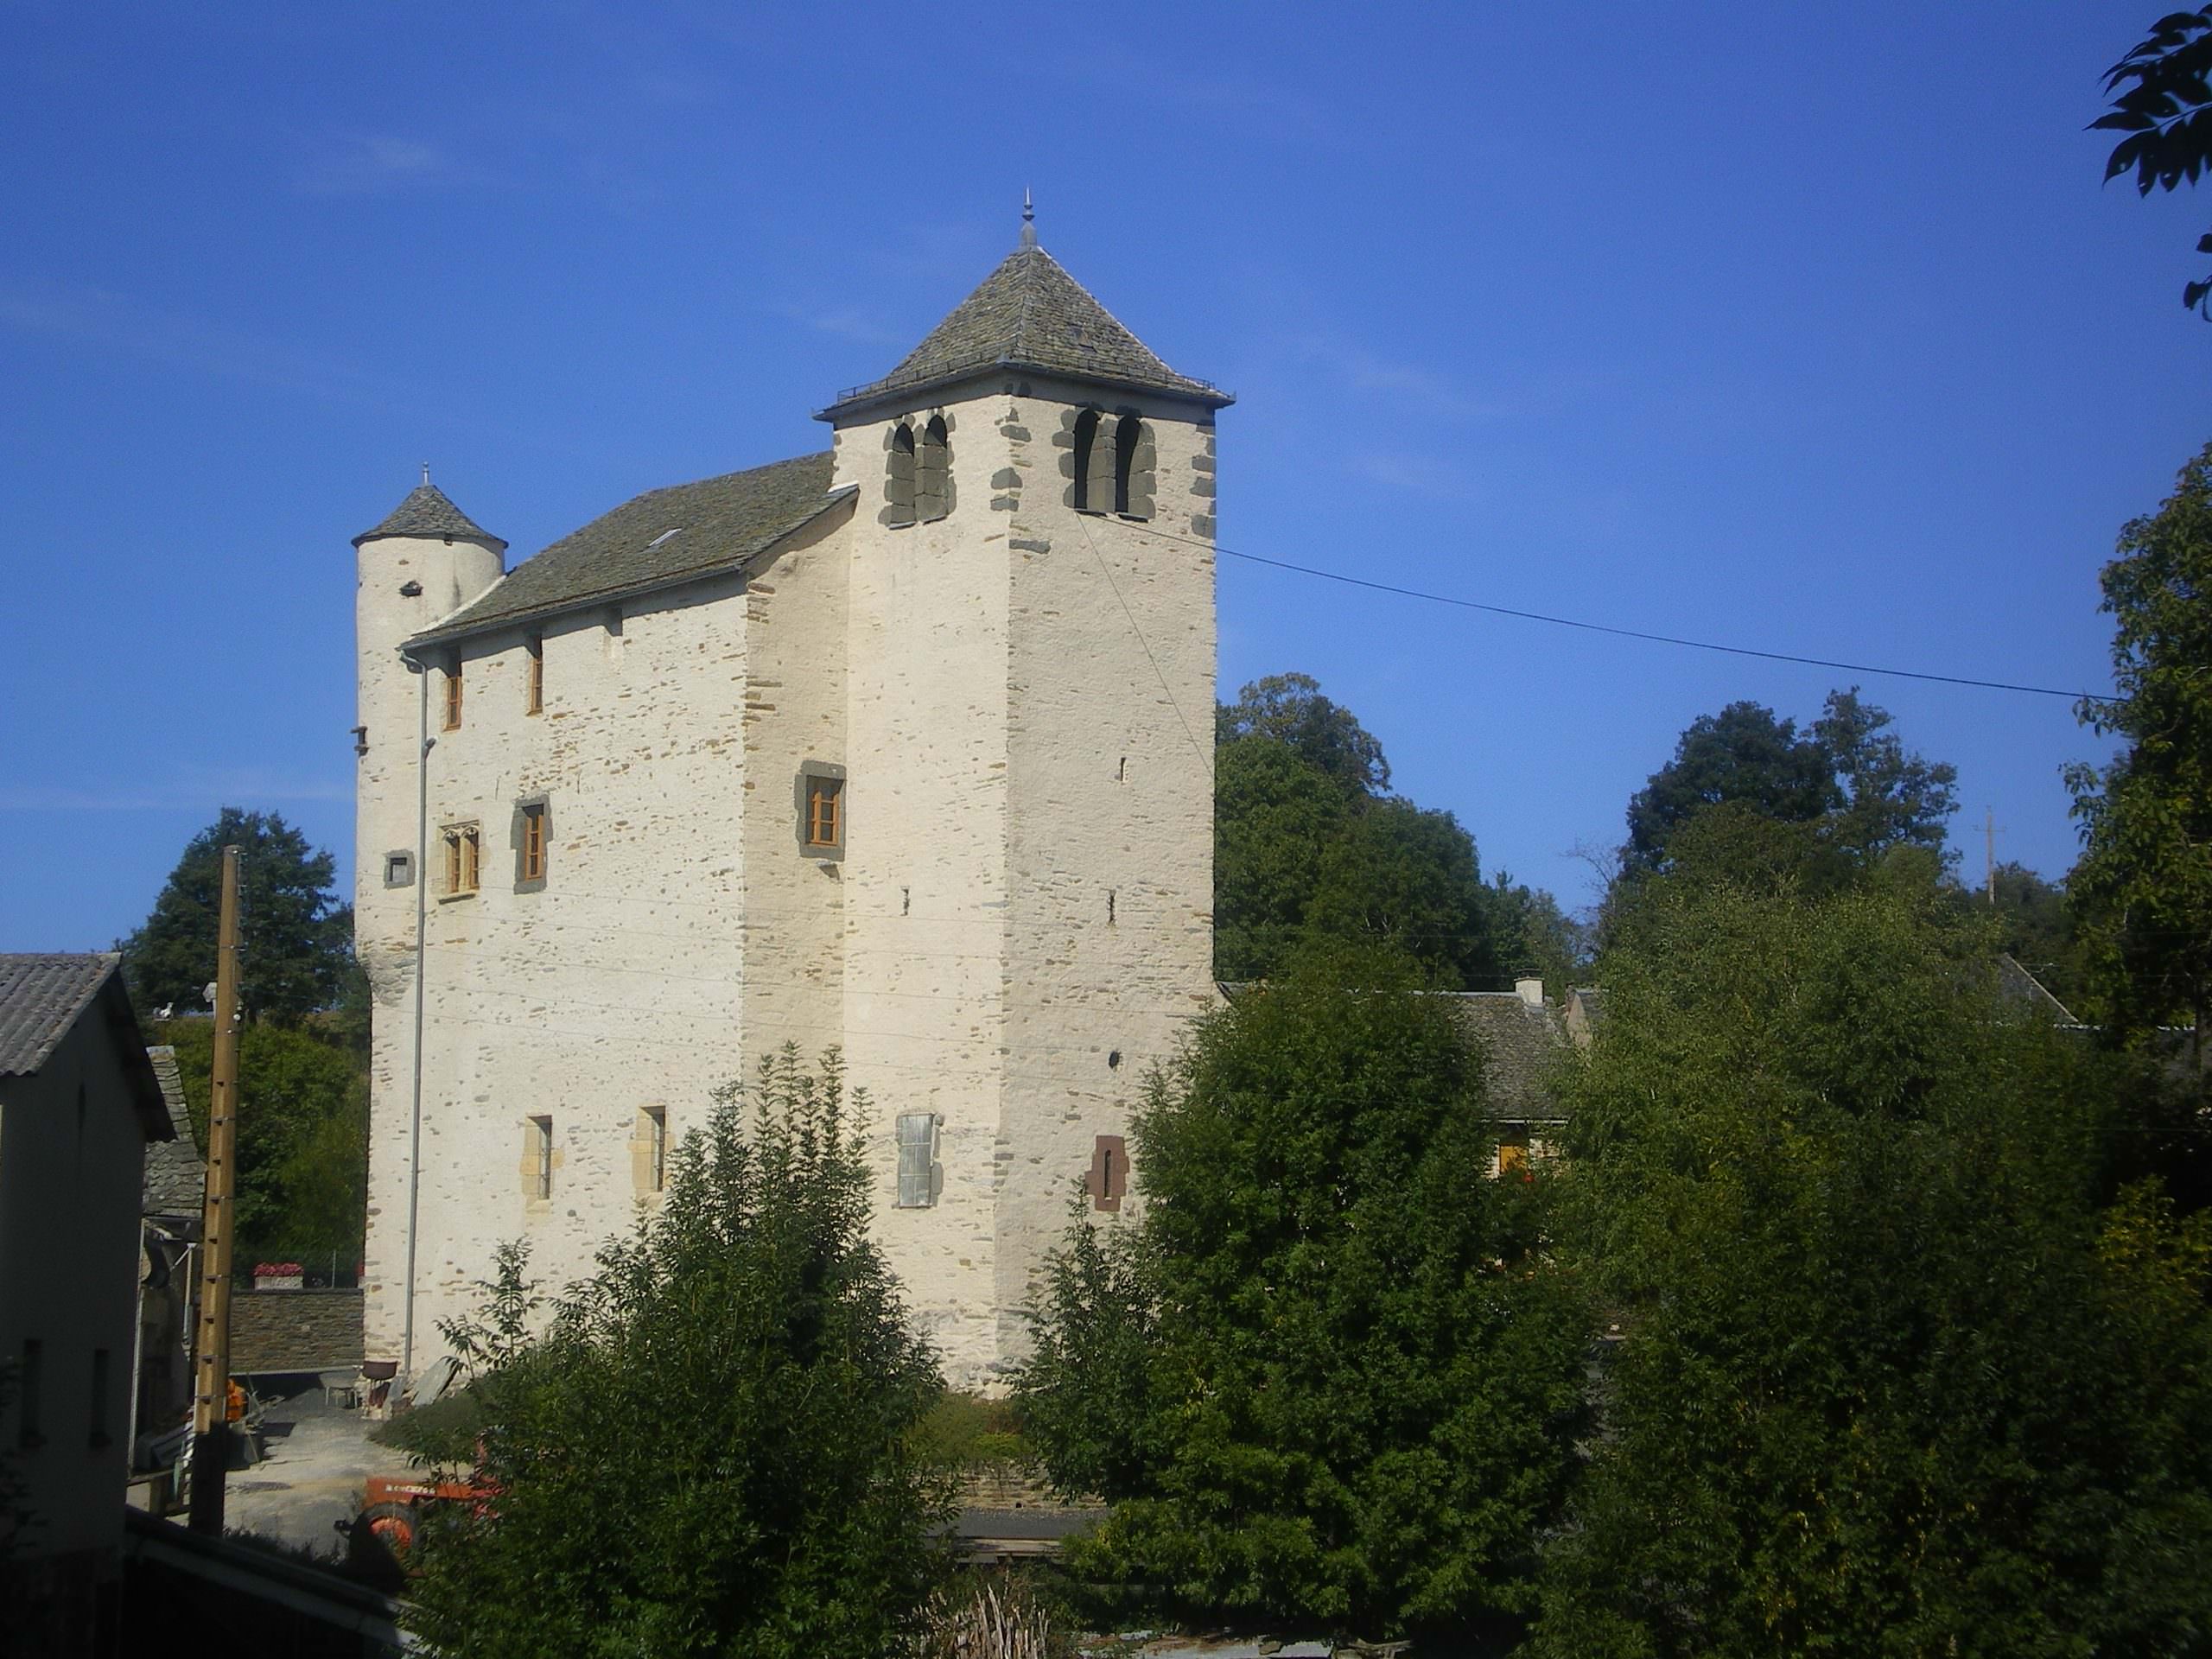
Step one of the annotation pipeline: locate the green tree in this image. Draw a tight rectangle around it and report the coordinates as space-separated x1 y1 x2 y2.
1623 690 1955 878
1216 674 1548 989
1217 671 1390 798
120 808 355 1023
2096 8 2212 316
1531 877 2212 1657
1018 944 1591 1642
2068 440 2212 1061
158 1019 366 1265
407 1048 950 1659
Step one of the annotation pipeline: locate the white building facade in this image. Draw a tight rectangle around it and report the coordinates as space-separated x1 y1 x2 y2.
353 223 1227 1389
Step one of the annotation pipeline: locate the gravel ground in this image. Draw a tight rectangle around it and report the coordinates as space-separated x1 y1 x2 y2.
224 1382 402 1554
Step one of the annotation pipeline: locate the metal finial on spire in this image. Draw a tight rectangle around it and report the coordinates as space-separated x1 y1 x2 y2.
1020 188 1037 249
422 461 431 486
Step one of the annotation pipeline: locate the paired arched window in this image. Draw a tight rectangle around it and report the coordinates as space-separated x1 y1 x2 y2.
885 416 950 528
1072 410 1154 518
917 416 949 521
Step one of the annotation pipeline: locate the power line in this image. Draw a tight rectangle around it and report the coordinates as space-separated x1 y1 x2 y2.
1106 518 2108 703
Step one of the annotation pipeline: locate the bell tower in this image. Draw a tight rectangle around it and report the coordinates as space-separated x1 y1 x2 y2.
818 208 1230 1382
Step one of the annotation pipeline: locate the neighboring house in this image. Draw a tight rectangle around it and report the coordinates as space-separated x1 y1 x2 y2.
133 1046 201 1462
0 953 173 1639
1452 979 1578 1176
354 212 1229 1389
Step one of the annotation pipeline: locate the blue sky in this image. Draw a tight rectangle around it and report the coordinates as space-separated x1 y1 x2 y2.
1 2 2202 952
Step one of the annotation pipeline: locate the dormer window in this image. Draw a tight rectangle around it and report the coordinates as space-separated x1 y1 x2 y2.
886 423 917 527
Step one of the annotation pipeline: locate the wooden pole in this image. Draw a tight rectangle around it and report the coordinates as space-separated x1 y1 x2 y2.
188 845 242 1535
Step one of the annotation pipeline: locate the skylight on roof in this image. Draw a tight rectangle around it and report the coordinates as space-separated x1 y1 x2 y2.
646 527 685 549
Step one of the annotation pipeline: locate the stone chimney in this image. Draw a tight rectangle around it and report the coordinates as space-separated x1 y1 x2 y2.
1515 976 1544 1008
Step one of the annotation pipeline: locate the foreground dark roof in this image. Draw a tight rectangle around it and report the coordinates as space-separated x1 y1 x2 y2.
822 244 1230 418
0 953 124 1075
0 954 172 1139
410 452 853 648
353 482 506 551
143 1046 205 1222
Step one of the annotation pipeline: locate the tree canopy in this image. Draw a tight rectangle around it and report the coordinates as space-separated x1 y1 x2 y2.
408 1049 950 1658
1214 673 1579 989
1531 876 2212 1656
1622 688 1955 878
120 807 355 1023
2096 7 2212 316
2068 439 2212 1056
1018 944 1591 1643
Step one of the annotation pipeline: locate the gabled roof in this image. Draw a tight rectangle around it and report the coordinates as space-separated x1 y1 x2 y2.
0 954 172 1140
821 243 1230 419
408 452 855 649
143 1046 205 1223
0 953 124 1076
1450 993 1572 1123
353 482 507 551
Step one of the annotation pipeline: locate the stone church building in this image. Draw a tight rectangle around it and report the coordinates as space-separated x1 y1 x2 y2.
352 216 1227 1389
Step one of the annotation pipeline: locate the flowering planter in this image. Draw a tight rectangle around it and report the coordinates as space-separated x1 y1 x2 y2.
252 1263 305 1292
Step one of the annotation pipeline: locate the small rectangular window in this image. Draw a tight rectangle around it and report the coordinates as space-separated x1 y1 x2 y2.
89 1348 110 1448
442 660 463 731
1088 1135 1128 1213
525 637 543 715
17 1339 41 1448
442 823 480 896
384 850 415 889
529 1116 553 1199
519 803 547 886
896 1113 938 1209
1497 1136 1531 1180
807 778 842 849
646 1107 667 1194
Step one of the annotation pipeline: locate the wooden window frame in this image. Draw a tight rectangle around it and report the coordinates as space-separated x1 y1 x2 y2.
524 636 543 715
794 761 846 860
442 659 463 731
513 797 550 891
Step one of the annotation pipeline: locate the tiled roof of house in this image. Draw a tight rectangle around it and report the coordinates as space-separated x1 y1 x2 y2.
353 483 507 551
822 243 1230 418
1451 993 1572 1122
143 1046 205 1222
410 452 854 648
0 952 124 1076
0 953 172 1140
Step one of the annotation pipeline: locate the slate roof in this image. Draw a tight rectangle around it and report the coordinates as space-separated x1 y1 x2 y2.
410 452 854 649
822 244 1230 418
143 1046 205 1223
1451 993 1572 1122
0 953 172 1139
353 483 507 551
0 953 124 1076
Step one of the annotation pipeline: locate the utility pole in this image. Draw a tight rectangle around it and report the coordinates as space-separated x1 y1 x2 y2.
1986 807 1997 906
188 845 242 1535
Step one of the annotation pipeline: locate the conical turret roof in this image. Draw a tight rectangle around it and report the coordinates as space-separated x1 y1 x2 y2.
353 481 506 550
821 242 1230 419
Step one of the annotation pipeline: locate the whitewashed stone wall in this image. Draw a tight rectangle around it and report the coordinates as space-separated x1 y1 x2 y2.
362 375 1219 1392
